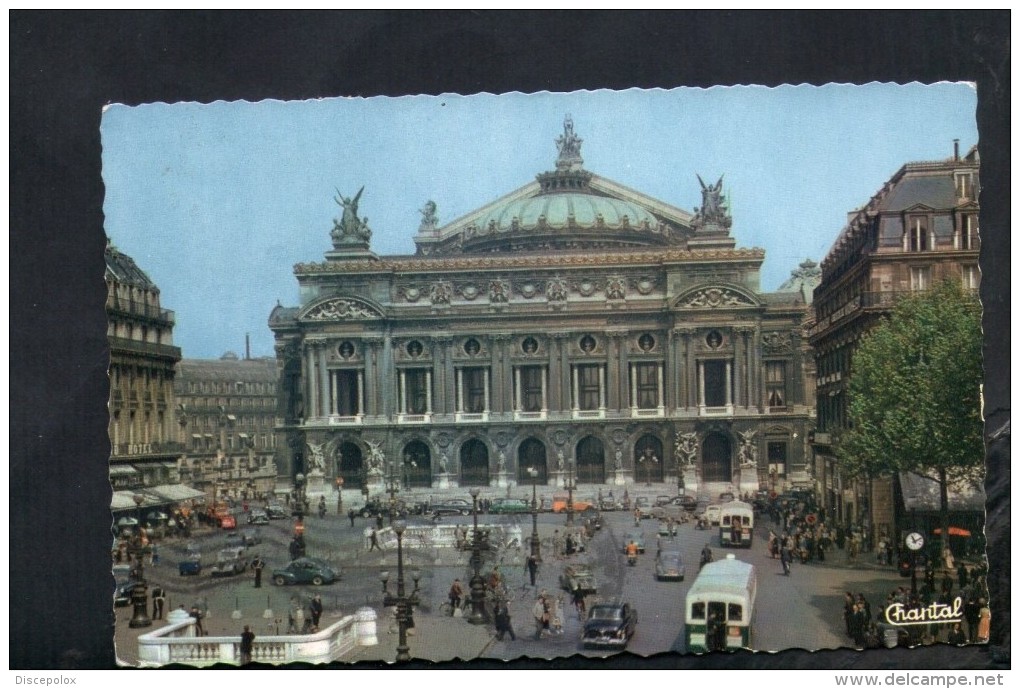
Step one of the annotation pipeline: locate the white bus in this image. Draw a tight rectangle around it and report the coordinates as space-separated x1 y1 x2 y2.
718 500 754 547
684 554 757 652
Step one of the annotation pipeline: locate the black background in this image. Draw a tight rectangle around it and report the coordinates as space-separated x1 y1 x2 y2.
10 11 1010 670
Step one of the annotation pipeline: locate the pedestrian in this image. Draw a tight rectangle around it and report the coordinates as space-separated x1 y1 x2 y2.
494 602 516 641
239 625 255 665
943 546 956 573
565 533 576 556
842 592 854 636
976 598 991 643
780 546 792 575
348 508 356 527
151 585 166 620
295 604 307 634
368 527 381 552
532 596 547 640
571 583 586 618
448 579 464 614
375 513 384 530
150 544 159 566
287 602 298 634
948 623 967 646
310 595 323 631
288 537 301 561
252 554 265 588
963 596 981 642
190 605 205 636
525 554 539 587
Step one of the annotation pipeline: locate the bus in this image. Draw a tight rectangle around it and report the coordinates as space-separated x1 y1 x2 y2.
719 500 754 547
684 554 757 652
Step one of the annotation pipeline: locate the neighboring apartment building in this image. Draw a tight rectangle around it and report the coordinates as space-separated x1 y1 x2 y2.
269 117 816 498
808 142 982 539
106 240 183 492
173 354 281 501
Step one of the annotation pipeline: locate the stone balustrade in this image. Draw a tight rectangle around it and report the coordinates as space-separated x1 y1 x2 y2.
137 607 378 667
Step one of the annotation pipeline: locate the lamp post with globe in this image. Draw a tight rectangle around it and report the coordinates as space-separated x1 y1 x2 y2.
467 488 488 624
128 493 152 628
527 467 542 562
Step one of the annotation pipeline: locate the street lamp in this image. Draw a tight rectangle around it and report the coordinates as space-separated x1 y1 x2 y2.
392 520 412 663
335 476 344 515
385 465 401 524
128 493 151 628
527 467 542 563
467 488 488 625
293 472 306 519
565 461 576 526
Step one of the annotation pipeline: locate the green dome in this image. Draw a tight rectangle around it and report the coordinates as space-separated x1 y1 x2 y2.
472 192 658 233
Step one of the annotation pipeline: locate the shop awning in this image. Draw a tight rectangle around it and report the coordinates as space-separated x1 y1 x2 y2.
110 490 162 511
899 472 985 512
143 484 206 502
109 465 139 476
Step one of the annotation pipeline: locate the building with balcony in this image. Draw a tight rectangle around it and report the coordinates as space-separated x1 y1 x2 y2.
269 118 815 497
807 142 982 538
106 240 183 493
172 354 281 501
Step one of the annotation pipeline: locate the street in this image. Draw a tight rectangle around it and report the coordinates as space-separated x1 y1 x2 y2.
114 493 908 665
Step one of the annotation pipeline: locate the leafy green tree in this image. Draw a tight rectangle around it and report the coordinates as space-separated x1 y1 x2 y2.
837 279 983 546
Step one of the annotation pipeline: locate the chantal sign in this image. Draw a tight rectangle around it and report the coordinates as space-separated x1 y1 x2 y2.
884 597 964 626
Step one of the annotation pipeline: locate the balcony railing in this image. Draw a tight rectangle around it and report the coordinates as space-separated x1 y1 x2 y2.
572 408 606 420
107 297 176 325
513 410 547 421
327 414 363 426
631 406 665 418
397 412 432 424
699 405 734 417
455 411 489 423
108 336 182 361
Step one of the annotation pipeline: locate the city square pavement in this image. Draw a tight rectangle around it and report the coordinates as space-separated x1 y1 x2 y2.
113 488 919 666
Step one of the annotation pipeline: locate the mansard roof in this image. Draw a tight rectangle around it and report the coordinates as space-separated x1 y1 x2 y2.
105 240 157 289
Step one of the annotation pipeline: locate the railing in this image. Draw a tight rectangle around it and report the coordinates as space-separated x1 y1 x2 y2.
699 405 734 417
327 414 363 426
454 411 489 423
108 336 182 361
631 406 665 418
513 410 546 421
107 297 176 325
572 408 605 420
397 413 432 424
137 611 373 667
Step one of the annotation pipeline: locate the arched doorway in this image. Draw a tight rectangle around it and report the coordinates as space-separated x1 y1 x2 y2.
702 432 732 482
402 440 432 488
460 439 489 487
336 441 364 489
634 435 664 483
576 436 605 484
517 438 547 484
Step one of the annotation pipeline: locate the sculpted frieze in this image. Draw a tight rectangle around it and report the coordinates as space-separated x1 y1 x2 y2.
761 331 794 353
302 298 381 321
678 287 754 309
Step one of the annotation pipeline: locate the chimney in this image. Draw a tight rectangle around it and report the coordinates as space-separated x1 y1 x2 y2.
245 333 251 360
953 139 960 161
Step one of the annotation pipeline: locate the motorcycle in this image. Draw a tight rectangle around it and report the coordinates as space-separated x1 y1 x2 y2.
627 554 638 567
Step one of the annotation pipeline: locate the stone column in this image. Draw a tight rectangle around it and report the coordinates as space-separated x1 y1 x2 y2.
330 370 338 416
571 365 579 411
456 368 463 413
629 363 638 411
733 328 744 408
357 370 365 416
657 363 665 409
725 360 732 407
425 370 433 414
318 344 329 418
598 365 606 409
697 361 705 407
437 337 454 415
484 367 491 412
305 343 318 419
399 370 407 415
752 327 762 411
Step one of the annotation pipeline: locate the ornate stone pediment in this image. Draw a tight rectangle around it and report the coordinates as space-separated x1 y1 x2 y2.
300 297 383 321
673 284 759 309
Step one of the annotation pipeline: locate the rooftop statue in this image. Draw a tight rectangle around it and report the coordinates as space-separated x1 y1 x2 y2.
331 186 372 247
693 174 731 228
419 200 439 231
555 114 584 170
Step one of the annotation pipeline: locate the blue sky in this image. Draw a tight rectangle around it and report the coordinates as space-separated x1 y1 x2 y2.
101 84 977 360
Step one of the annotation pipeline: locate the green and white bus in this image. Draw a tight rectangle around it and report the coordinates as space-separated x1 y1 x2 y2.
719 500 754 547
684 554 757 652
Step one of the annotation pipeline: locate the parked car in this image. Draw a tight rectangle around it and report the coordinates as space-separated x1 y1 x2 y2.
489 498 531 514
226 528 261 548
272 557 339 586
210 546 249 577
582 603 638 649
621 532 646 554
428 499 473 516
675 495 698 512
361 498 410 519
266 504 288 520
654 495 674 507
247 509 269 526
633 496 654 519
114 579 143 607
598 496 624 511
654 549 686 581
219 514 238 530
551 493 594 513
559 563 598 595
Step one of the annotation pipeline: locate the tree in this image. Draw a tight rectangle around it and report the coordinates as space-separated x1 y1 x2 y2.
837 279 983 549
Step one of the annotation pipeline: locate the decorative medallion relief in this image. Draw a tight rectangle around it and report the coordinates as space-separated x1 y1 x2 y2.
397 286 422 303
761 331 794 353
631 276 658 295
302 298 381 321
571 277 602 298
394 338 431 361
456 283 481 301
429 281 453 306
515 282 542 299
489 279 511 304
605 276 627 301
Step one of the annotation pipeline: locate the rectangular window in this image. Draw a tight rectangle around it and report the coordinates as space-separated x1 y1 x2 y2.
960 214 979 250
766 361 786 408
633 363 659 409
691 602 705 620
727 604 743 622
577 365 601 410
703 361 727 407
404 369 430 414
955 172 976 199
908 217 928 252
335 370 360 416
962 265 979 290
910 266 930 291
462 367 488 413
519 366 544 412
767 442 788 476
